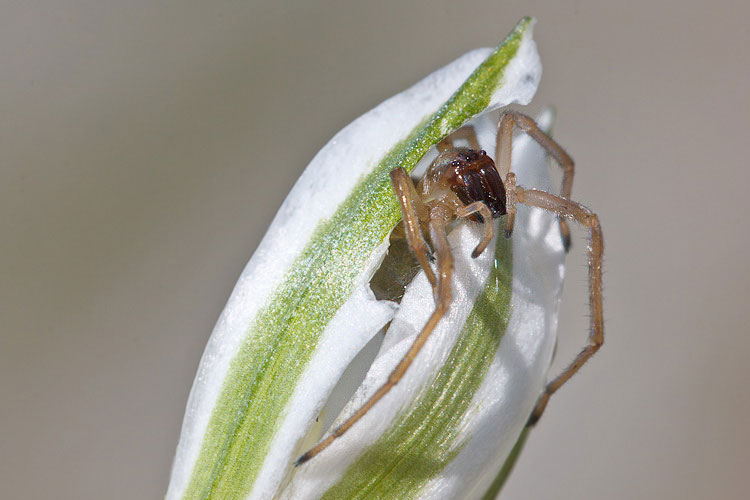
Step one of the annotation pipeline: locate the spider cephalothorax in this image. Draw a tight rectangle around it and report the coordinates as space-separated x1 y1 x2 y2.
422 147 508 221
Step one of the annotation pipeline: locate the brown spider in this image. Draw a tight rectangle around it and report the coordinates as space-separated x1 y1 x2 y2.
296 111 604 465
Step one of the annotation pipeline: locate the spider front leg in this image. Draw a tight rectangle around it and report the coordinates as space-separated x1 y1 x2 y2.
456 201 494 258
296 207 454 465
390 168 436 289
497 111 575 251
505 186 604 426
438 124 480 152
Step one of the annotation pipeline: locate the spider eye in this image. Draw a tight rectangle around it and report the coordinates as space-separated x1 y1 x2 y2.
480 150 486 156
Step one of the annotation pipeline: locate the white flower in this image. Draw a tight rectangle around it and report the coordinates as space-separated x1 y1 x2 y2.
166 17 565 500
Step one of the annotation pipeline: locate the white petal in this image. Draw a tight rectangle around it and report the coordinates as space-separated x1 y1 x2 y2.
167 19 543 500
284 109 564 499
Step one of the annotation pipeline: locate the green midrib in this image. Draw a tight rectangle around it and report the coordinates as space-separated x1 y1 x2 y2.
181 17 531 500
480 427 530 500
321 233 513 500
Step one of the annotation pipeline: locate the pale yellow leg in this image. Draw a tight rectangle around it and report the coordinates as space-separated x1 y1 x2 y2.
504 187 604 425
296 208 454 465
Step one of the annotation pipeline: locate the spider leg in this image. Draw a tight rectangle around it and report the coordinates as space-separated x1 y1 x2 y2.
437 124 480 152
296 208 454 466
506 187 604 426
503 172 517 239
390 168 436 289
456 201 494 258
497 111 574 251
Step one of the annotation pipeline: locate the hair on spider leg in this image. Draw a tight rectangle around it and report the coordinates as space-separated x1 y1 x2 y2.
297 111 604 465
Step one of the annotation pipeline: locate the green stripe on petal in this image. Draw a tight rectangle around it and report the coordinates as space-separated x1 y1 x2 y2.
321 235 513 499
481 428 530 500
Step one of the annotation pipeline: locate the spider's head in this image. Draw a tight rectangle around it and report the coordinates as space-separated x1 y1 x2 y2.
432 148 507 220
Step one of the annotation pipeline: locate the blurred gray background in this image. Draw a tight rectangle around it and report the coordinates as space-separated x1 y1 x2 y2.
2 1 748 498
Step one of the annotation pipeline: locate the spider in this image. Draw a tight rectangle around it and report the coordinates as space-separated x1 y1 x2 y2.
296 110 604 465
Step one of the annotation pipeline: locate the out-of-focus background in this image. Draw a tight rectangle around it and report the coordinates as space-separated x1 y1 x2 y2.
2 1 748 498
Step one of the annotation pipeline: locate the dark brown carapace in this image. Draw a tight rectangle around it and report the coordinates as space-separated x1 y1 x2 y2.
425 147 507 221
297 111 604 466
